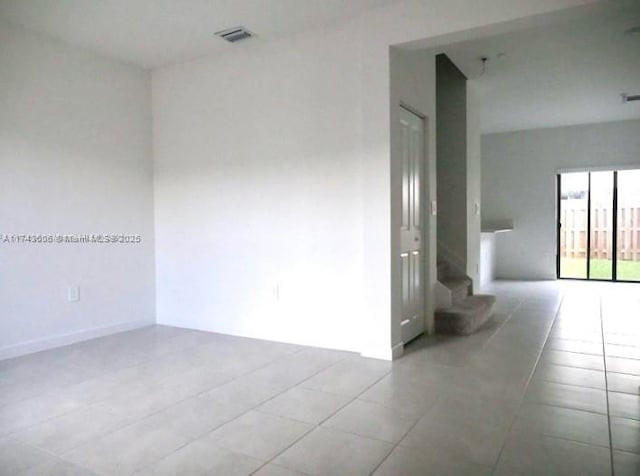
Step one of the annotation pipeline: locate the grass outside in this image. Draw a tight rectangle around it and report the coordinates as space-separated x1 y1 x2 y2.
561 257 640 281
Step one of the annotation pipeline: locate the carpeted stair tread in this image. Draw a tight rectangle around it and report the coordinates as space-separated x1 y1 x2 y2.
440 278 472 306
445 294 495 311
435 294 496 336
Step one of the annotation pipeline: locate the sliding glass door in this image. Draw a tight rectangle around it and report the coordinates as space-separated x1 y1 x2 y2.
558 169 640 282
589 171 614 280
559 172 589 279
617 170 640 282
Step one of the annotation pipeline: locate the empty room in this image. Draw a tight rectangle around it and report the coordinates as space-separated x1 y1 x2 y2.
1 1 639 475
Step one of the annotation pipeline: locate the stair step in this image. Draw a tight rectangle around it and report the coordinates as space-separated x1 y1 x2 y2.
435 294 496 336
441 278 471 305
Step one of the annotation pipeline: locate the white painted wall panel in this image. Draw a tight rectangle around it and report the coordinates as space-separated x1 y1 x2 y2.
152 25 364 351
0 23 155 357
482 119 640 280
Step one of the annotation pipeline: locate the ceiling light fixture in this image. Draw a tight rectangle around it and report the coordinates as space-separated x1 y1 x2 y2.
624 26 640 36
621 93 640 103
215 27 255 43
478 56 488 77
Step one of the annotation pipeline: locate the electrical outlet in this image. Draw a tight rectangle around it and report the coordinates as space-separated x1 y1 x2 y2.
68 286 80 302
431 200 437 216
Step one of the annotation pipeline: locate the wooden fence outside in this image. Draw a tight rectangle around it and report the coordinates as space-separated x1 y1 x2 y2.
560 200 640 261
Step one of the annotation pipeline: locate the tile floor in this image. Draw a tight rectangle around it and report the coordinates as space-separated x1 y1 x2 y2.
1 281 639 475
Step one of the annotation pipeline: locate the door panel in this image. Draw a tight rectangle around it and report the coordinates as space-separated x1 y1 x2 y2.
589 171 614 280
401 125 410 231
401 252 410 312
399 107 425 344
412 128 421 231
412 250 423 317
559 172 589 279
558 169 640 282
617 170 640 282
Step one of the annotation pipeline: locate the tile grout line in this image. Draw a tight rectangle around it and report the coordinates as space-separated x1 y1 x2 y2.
53 351 308 472
516 401 609 419
490 293 566 476
250 365 395 475
7 291 634 475
64 345 348 475
4 333 368 476
0 332 280 424
599 294 616 476
0 331 213 474
535 358 639 377
350 368 421 476
4 436 99 476
366 413 424 475
136 353 356 476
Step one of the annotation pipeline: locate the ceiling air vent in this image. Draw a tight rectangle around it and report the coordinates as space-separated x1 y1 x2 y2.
215 27 255 43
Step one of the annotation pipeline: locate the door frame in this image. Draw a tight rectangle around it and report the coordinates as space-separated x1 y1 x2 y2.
556 169 639 283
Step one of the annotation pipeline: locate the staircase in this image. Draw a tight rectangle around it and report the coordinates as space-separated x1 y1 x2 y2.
435 262 496 336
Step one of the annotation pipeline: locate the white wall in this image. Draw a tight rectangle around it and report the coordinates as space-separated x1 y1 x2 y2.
390 48 437 343
153 23 364 351
466 82 482 285
153 0 594 358
436 54 468 277
0 24 155 358
479 233 496 289
482 119 640 280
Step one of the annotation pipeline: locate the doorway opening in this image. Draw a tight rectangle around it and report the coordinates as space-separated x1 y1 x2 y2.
557 169 640 282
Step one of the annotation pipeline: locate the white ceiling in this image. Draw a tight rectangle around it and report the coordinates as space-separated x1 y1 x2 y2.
2 1 639 133
0 0 398 69
442 0 640 133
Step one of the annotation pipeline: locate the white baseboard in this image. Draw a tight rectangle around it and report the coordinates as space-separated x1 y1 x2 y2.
0 318 155 361
361 341 404 361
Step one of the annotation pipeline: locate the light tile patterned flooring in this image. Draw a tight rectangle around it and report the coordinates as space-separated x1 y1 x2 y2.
1 281 639 475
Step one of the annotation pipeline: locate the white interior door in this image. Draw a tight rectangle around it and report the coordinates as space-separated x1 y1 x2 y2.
399 107 425 344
